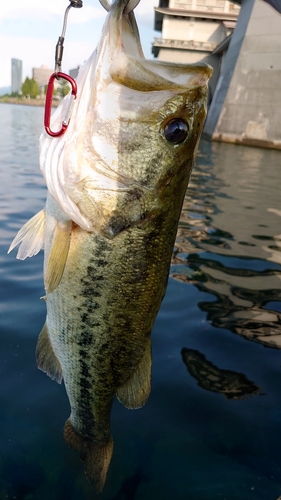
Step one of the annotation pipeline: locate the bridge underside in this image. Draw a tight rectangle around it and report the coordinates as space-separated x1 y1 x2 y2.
204 0 281 149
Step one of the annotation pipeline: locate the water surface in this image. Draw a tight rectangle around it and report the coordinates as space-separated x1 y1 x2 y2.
1 103 281 500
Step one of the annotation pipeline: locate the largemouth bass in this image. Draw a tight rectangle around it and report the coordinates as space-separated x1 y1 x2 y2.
9 0 211 491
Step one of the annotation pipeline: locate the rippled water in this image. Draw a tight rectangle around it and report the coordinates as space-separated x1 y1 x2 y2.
1 103 281 500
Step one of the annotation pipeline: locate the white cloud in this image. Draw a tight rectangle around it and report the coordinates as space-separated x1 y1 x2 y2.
0 0 157 22
67 6 106 24
135 0 159 16
71 0 158 25
0 1 62 22
0 1 158 88
0 0 106 22
135 0 158 24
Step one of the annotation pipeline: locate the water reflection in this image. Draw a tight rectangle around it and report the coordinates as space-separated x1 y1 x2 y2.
172 140 281 349
2 100 281 499
181 347 261 399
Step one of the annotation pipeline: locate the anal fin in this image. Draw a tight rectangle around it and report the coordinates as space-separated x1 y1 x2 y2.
44 220 72 293
64 419 113 493
36 322 62 384
116 339 152 409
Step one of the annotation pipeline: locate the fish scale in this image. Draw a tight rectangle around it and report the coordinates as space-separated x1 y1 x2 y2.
9 0 212 491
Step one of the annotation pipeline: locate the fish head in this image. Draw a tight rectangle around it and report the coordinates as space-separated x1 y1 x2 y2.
40 0 212 236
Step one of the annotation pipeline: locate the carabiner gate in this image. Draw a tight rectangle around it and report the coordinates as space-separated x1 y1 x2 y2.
44 72 77 138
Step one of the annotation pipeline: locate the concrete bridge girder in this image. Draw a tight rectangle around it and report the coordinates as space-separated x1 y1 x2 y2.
204 0 281 149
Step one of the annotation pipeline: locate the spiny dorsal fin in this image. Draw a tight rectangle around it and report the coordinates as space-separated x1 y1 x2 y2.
116 339 152 409
8 209 46 260
36 322 62 384
44 220 72 294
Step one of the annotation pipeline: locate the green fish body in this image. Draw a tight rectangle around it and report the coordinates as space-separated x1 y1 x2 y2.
9 0 212 491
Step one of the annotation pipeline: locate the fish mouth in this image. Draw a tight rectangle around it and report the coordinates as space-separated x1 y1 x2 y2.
100 0 141 15
106 0 212 92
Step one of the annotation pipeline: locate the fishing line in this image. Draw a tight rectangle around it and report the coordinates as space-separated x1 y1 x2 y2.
55 0 83 74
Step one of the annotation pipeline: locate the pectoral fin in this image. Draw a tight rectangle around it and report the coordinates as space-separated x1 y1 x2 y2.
8 208 46 259
116 339 152 409
44 220 72 293
36 322 62 384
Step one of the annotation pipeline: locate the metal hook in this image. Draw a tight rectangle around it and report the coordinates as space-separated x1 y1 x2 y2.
55 0 83 74
99 0 141 14
69 0 83 6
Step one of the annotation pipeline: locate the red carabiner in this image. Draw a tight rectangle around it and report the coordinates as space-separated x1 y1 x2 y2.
44 72 77 138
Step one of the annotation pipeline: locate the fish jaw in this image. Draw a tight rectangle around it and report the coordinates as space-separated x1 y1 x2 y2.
39 1 212 234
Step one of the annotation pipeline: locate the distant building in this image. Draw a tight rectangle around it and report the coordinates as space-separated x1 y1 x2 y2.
152 0 240 99
32 65 53 90
69 66 80 80
11 58 22 94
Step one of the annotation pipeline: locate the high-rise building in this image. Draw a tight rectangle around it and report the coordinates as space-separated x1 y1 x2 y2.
69 66 80 80
32 66 53 90
11 58 23 94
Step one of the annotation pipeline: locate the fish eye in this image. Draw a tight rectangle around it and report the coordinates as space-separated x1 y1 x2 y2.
163 118 189 144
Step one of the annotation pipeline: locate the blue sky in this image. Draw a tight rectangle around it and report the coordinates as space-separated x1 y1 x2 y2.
0 0 159 88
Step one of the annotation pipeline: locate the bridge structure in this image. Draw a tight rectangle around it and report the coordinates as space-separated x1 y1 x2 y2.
203 0 281 149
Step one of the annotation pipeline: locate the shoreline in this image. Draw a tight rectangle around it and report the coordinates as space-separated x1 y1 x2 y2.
0 97 59 107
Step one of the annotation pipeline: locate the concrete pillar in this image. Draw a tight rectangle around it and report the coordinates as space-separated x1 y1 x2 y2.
204 0 281 149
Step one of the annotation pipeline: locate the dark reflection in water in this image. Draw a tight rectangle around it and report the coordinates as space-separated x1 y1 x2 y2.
181 347 261 400
173 140 281 349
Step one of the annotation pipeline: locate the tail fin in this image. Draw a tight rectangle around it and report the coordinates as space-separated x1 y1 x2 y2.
64 419 113 493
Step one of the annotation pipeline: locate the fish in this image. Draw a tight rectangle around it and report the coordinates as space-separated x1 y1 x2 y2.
9 0 212 492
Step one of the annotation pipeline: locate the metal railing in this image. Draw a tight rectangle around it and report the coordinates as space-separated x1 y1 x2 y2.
152 38 218 51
